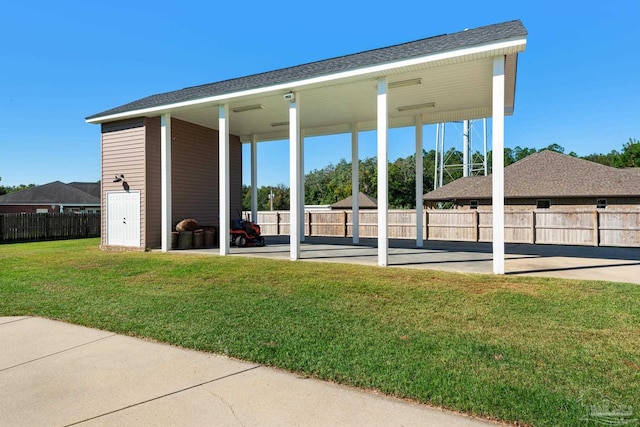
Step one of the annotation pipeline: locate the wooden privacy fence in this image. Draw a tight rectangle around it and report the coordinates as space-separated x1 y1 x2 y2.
0 213 101 243
246 209 640 248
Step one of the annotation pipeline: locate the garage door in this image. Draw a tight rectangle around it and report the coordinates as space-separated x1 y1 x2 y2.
106 191 141 247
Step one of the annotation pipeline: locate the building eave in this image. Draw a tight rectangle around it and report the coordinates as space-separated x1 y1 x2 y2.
86 37 526 125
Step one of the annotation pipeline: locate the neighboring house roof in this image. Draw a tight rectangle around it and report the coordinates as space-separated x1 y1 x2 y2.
331 192 378 209
423 150 640 201
86 20 527 120
423 176 491 201
0 181 100 205
68 182 101 199
623 167 640 178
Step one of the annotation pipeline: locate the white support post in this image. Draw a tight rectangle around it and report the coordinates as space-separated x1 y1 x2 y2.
289 93 301 260
492 56 506 274
463 120 470 177
483 118 488 176
433 123 439 191
299 132 305 242
160 113 172 252
250 136 258 223
219 104 230 256
415 115 423 247
377 78 388 266
351 124 359 244
439 123 445 187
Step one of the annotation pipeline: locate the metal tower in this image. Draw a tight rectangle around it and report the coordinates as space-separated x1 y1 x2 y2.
433 119 488 190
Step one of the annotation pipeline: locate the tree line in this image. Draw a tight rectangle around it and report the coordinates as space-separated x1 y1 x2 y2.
0 178 36 196
243 138 639 210
2 138 637 208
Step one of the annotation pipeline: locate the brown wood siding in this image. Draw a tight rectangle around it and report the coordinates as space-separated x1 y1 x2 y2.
166 118 243 233
170 118 219 228
145 117 162 248
101 120 146 247
101 117 243 249
229 135 243 221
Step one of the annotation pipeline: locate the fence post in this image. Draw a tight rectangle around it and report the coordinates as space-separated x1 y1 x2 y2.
343 211 348 237
593 210 600 247
44 213 50 240
305 211 310 237
473 210 479 242
531 211 536 244
424 210 429 241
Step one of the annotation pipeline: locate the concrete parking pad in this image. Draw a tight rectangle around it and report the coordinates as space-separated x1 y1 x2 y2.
181 236 640 284
0 317 501 426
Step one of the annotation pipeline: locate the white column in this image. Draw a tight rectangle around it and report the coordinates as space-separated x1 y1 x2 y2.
415 116 423 247
492 56 506 274
463 120 470 177
377 78 388 266
351 125 359 244
219 104 230 256
483 118 488 176
299 133 305 242
160 113 172 252
433 123 439 190
250 136 258 223
289 92 301 260
439 124 445 187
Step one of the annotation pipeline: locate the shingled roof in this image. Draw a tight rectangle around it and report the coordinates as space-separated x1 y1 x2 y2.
0 181 100 205
423 150 640 201
68 182 101 199
87 20 527 120
331 192 378 209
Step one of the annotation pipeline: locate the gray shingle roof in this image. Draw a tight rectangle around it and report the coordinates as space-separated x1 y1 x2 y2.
423 176 491 201
331 192 378 209
0 181 100 205
87 20 527 120
68 182 101 199
423 151 640 200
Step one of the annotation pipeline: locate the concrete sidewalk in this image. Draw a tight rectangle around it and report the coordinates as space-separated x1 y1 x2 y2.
0 317 502 426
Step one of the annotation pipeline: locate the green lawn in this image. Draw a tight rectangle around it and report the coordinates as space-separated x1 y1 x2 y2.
1 238 639 426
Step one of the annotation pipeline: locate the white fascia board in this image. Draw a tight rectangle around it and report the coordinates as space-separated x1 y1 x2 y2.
86 37 526 125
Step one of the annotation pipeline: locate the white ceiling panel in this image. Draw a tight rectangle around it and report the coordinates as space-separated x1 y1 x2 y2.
160 46 520 143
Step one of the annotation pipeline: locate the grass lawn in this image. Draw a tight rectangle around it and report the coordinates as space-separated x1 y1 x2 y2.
1 238 639 426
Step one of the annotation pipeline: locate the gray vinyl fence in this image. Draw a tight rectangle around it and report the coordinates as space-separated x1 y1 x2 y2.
0 213 101 243
245 209 640 248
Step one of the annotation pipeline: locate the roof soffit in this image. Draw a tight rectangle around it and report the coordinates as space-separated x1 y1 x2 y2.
87 37 526 125
87 20 527 142
161 50 520 142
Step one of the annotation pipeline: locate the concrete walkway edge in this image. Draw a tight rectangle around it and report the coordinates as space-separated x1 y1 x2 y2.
0 316 504 426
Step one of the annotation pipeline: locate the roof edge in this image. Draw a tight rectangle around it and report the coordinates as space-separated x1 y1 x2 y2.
86 20 527 124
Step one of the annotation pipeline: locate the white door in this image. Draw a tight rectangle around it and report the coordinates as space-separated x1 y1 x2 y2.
107 191 141 247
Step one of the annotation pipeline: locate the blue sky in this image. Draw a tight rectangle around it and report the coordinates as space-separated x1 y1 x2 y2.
1 1 638 188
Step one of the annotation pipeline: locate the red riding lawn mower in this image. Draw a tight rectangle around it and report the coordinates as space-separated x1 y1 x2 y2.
230 212 265 247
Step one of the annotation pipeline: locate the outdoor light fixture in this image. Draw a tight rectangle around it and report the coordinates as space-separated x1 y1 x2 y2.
231 104 264 113
271 121 290 127
388 78 422 88
113 174 129 191
283 92 295 102
397 102 436 112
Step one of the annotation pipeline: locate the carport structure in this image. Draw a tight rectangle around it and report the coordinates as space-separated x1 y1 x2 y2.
87 20 527 274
